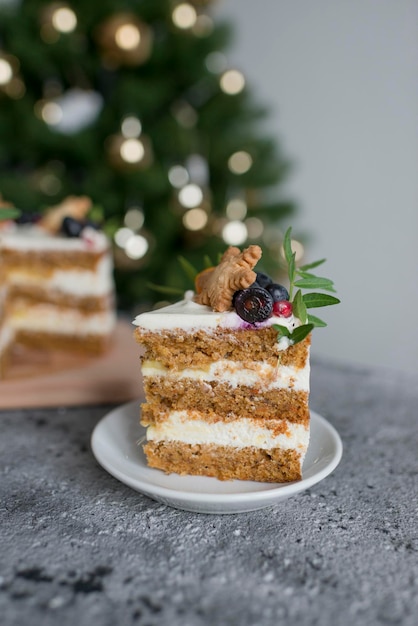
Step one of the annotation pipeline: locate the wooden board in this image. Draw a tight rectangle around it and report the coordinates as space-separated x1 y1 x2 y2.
0 321 144 409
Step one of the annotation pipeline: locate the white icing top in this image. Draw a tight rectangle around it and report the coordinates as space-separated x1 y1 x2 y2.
0 223 109 253
133 293 300 336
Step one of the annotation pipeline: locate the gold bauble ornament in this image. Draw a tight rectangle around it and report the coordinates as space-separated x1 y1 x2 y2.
95 13 153 67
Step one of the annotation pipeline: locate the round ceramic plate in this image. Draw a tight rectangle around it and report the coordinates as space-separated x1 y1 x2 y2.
91 400 343 514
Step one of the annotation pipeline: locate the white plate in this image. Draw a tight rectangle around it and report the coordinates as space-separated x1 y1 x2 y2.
91 400 343 514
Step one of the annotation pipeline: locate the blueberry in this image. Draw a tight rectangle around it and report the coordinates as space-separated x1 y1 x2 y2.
266 283 289 302
254 272 273 289
16 212 41 224
61 216 84 238
233 287 273 324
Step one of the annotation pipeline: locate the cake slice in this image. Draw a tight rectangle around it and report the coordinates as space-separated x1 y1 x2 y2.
0 196 116 377
133 235 338 482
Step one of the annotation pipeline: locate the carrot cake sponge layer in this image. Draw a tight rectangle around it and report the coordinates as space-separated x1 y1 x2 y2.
134 295 310 483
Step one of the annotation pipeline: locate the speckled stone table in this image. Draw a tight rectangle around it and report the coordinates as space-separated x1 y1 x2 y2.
1 360 417 626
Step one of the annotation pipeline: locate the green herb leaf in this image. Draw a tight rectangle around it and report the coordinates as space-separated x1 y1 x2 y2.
292 289 308 324
294 277 336 292
0 208 21 221
272 324 291 338
302 293 341 308
296 270 318 279
291 323 314 344
307 313 327 328
299 258 326 271
283 227 296 297
203 255 214 269
177 256 198 283
147 283 185 296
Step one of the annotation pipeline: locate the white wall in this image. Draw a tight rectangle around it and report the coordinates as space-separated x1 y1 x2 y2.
217 0 418 373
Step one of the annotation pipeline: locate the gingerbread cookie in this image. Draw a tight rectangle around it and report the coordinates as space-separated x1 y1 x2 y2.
39 196 92 234
194 245 262 312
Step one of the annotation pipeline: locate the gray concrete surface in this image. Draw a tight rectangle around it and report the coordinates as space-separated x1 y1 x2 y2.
1 360 417 626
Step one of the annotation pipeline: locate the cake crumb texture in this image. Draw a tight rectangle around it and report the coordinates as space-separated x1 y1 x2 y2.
135 327 310 369
141 379 309 425
144 440 302 482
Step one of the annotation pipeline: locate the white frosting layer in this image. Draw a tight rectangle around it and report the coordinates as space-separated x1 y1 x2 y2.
142 359 310 392
0 224 109 253
146 410 309 452
9 304 116 335
7 255 114 297
133 295 300 334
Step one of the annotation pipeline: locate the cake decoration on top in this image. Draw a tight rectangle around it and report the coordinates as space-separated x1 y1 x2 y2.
176 228 339 345
39 195 92 234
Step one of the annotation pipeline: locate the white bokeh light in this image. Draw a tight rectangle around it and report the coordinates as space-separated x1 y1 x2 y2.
124 207 144 231
0 58 13 85
121 116 142 138
168 165 189 188
172 3 197 29
125 234 149 259
178 184 203 208
222 220 248 245
114 227 134 248
220 70 245 95
52 7 77 33
120 138 145 163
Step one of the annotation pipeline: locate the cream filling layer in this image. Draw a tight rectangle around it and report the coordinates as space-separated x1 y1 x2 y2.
6 255 114 297
1 224 109 253
146 411 310 452
142 359 310 392
9 303 116 335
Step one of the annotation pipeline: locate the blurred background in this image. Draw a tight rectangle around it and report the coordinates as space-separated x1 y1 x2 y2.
217 0 418 375
0 0 417 374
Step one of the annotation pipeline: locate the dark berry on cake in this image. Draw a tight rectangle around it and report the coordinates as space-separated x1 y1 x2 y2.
61 216 85 238
266 283 290 302
254 272 273 289
233 286 273 323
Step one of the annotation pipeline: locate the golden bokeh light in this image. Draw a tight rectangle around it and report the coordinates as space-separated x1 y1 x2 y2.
228 151 253 175
226 198 247 221
41 101 63 125
115 23 141 50
183 208 208 231
245 217 264 239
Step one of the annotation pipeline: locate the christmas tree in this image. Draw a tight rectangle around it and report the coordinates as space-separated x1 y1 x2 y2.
0 0 295 309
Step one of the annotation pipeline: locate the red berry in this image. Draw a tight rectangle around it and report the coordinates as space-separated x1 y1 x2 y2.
273 300 293 318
